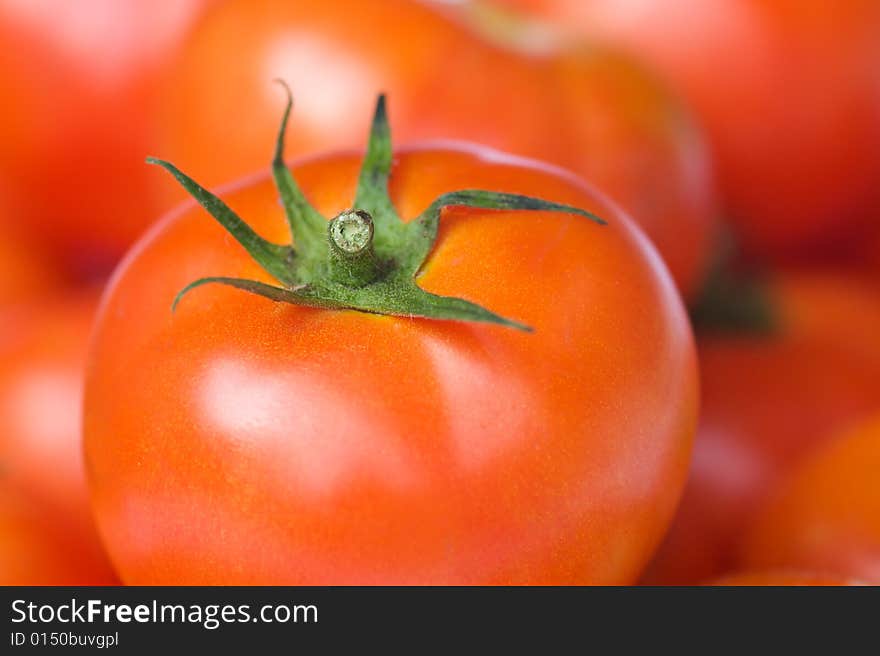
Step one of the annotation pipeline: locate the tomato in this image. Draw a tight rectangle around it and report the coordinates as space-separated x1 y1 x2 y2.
707 571 861 586
642 272 880 584
1 292 99 520
741 415 880 582
0 478 116 586
0 293 117 585
156 0 716 298
0 193 59 305
0 0 206 275
863 229 880 276
492 0 880 259
84 95 697 584
0 239 56 307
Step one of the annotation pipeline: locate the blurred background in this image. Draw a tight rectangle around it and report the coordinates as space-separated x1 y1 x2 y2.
1 0 879 585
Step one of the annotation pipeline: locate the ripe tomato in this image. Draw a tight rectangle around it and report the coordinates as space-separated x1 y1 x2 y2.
0 479 117 585
0 292 99 522
85 100 697 584
741 415 880 582
0 194 58 305
492 0 880 259
642 272 880 584
863 229 880 276
0 241 53 306
0 292 117 585
0 0 206 275
0 244 57 307
707 571 861 586
156 0 716 298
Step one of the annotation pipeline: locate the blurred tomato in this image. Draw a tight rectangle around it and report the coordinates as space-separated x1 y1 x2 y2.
0 0 207 276
643 272 880 584
156 0 716 298
0 236 54 306
864 228 880 275
0 192 58 305
707 571 861 586
770 272 880 360
0 478 117 585
0 291 116 583
492 0 880 260
742 415 880 582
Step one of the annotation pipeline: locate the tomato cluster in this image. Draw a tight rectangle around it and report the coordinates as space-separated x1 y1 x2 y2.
2 0 878 586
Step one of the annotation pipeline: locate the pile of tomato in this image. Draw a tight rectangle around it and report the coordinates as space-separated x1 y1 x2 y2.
1 0 878 586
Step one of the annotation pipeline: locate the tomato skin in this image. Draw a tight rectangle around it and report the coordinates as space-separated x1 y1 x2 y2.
494 0 880 259
642 273 880 584
0 293 118 585
742 416 880 583
0 0 206 274
707 571 861 587
157 0 716 298
85 146 697 585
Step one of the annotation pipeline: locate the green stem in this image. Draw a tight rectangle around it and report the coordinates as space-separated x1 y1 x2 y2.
327 210 383 287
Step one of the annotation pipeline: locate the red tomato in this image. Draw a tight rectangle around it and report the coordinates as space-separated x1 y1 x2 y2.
0 293 117 584
492 0 880 259
1 292 98 520
0 193 58 305
0 0 206 275
642 272 880 584
0 479 116 586
864 229 880 276
156 0 716 298
0 239 54 306
84 135 697 584
707 571 862 586
742 415 880 582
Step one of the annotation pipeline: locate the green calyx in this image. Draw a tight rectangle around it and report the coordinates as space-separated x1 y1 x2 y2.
148 81 606 332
